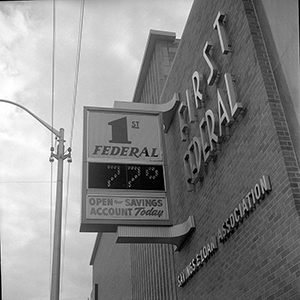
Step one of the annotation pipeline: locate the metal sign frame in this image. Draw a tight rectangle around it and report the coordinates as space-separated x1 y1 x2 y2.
80 106 172 232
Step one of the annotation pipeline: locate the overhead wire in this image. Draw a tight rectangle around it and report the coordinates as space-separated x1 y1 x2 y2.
50 0 56 293
60 0 85 297
69 0 85 148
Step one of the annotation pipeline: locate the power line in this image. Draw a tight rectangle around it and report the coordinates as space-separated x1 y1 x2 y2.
69 0 85 148
50 0 56 294
61 0 85 297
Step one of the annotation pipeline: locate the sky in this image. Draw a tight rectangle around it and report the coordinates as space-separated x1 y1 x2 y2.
0 1 193 299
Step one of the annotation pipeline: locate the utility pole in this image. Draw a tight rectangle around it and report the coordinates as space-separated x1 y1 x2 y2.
49 128 72 300
0 99 71 300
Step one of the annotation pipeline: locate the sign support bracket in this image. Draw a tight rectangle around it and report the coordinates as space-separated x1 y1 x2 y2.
114 92 180 133
115 215 195 251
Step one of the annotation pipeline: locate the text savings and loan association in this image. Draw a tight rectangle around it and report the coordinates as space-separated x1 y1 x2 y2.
177 175 271 287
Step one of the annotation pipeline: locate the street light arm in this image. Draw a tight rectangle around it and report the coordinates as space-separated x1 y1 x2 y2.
0 98 61 138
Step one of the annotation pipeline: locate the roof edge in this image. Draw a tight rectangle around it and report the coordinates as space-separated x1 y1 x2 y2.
132 30 176 103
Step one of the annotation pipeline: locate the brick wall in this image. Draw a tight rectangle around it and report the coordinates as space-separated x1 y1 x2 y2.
156 0 300 299
140 40 179 104
131 244 177 299
92 234 132 300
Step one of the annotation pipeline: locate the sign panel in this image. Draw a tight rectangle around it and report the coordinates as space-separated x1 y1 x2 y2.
87 110 162 162
81 107 171 232
86 194 169 220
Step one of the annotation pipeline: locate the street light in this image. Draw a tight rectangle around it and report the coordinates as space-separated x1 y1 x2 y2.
0 99 71 300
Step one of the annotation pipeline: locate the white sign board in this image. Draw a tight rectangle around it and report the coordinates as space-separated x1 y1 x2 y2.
87 110 162 162
81 107 171 232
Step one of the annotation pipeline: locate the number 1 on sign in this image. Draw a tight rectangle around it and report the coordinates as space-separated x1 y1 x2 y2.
108 117 131 144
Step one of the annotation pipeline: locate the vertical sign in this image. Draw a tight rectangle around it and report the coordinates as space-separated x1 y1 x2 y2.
81 107 171 232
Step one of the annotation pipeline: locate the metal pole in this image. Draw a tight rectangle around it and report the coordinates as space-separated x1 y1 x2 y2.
50 128 65 300
0 100 71 300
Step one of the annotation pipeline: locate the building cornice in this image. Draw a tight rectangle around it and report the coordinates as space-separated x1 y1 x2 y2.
132 30 176 103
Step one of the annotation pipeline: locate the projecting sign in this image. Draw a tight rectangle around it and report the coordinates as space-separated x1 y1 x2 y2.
80 107 171 232
87 110 162 161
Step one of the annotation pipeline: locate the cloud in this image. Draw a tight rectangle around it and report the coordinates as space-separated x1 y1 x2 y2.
0 4 40 98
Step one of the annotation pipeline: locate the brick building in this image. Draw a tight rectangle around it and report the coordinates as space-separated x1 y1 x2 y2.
88 0 299 299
